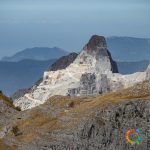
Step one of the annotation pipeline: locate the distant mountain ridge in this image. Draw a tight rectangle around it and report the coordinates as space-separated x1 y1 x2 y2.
107 36 150 61
1 47 68 62
2 37 150 63
11 53 78 100
0 59 56 95
117 60 149 74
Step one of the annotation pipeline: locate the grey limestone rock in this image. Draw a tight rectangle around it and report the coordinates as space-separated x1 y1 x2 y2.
83 35 118 73
68 73 97 96
79 73 97 96
50 100 150 150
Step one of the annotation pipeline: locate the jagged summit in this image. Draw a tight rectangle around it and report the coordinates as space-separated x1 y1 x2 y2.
84 35 118 73
74 35 117 74
83 35 108 59
85 35 107 52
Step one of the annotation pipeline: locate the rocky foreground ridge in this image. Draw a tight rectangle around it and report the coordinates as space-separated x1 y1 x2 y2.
0 81 150 150
14 35 148 110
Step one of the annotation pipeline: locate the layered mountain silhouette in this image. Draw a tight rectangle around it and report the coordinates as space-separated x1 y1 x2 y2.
2 37 150 63
0 59 56 95
107 36 150 61
1 47 68 62
117 60 149 74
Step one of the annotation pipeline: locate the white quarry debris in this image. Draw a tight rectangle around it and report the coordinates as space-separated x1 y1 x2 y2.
14 35 147 110
146 64 150 80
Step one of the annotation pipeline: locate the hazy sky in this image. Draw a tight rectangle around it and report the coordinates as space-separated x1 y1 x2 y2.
0 0 150 58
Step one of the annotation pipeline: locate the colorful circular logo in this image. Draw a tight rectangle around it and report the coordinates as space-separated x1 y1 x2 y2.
125 129 141 145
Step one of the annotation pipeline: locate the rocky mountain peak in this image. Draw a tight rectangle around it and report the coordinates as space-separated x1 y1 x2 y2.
86 35 106 50
83 35 108 57
75 35 117 73
14 35 147 110
74 35 112 68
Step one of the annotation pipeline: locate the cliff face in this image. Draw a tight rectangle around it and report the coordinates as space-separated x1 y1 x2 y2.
82 35 118 73
73 35 116 74
50 52 78 71
14 35 146 110
46 100 150 150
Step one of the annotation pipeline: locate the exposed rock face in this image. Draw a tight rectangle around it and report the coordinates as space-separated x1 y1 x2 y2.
68 73 97 96
86 35 107 52
11 53 78 100
83 35 118 73
80 73 97 96
50 100 150 150
99 74 111 93
108 51 118 73
68 73 112 96
73 35 116 75
66 35 120 97
50 52 78 71
14 35 147 110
